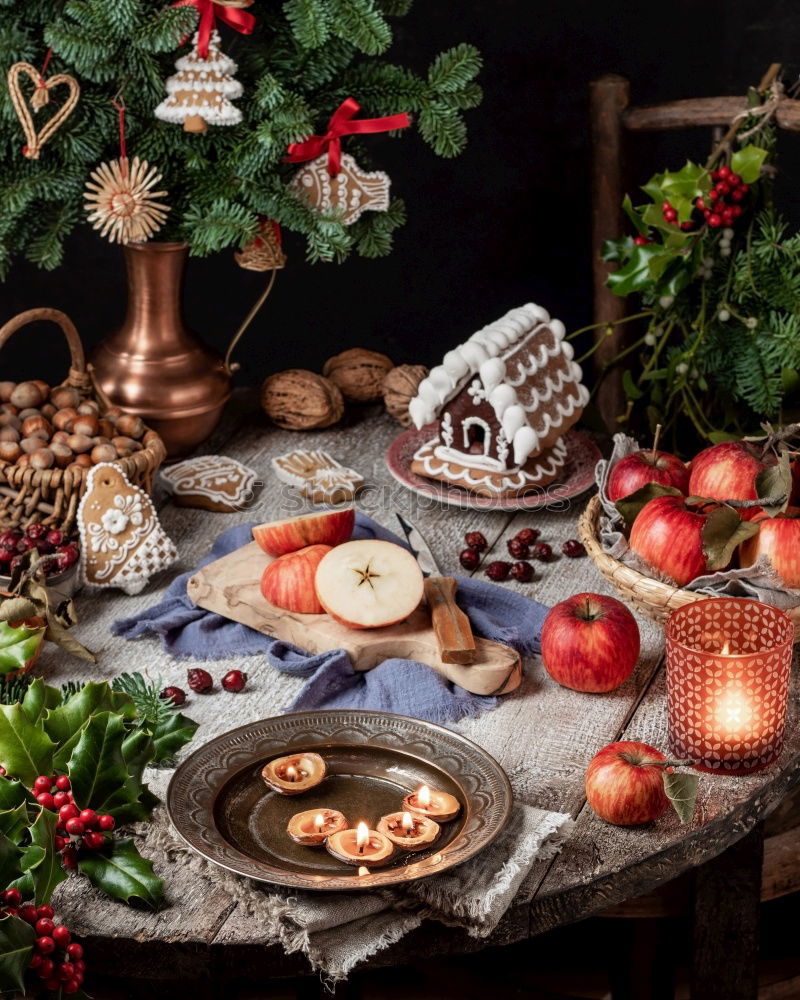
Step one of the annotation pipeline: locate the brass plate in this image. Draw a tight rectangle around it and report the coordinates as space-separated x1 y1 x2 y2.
167 710 513 891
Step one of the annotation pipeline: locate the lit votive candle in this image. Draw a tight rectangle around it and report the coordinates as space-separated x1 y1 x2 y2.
377 810 440 851
261 752 326 795
286 808 348 846
666 598 793 774
403 784 461 822
326 822 395 867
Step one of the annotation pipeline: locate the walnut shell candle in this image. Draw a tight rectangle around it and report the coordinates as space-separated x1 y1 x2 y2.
377 811 440 851
326 823 394 866
286 808 348 846
261 752 327 795
403 784 461 822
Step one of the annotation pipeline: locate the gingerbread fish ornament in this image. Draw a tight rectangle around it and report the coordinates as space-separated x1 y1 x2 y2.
77 463 178 595
291 153 390 226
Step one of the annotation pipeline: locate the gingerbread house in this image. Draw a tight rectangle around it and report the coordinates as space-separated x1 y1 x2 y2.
408 303 589 498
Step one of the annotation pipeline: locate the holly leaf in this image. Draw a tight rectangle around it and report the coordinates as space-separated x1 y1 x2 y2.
151 711 199 765
0 621 44 677
614 483 684 532
731 144 768 184
0 914 35 994
21 678 62 725
98 728 155 825
19 807 66 905
0 781 30 813
702 506 760 570
78 838 163 908
0 831 22 889
67 711 132 815
46 682 135 772
622 194 649 236
663 770 700 823
755 450 792 516
0 803 31 844
607 243 674 297
0 704 54 785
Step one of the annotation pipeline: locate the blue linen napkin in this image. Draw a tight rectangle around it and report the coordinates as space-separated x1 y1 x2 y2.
112 515 548 724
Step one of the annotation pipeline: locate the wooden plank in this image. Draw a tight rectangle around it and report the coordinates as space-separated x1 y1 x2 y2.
622 96 800 133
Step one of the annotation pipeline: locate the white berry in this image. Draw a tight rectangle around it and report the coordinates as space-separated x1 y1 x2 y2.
644 332 656 346
718 309 730 321
746 316 758 329
676 362 689 375
659 295 674 309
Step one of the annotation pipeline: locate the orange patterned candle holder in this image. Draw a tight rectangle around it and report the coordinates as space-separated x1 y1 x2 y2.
666 598 794 775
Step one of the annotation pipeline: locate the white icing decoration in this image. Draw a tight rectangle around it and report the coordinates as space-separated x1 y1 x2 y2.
467 379 486 405
460 342 489 368
413 437 568 495
441 412 454 448
443 350 469 379
428 366 455 401
461 416 492 454
550 318 566 340
272 449 363 501
161 455 257 508
479 358 506 394
409 397 434 430
513 426 537 467
501 404 526 442
417 378 439 405
488 383 517 419
496 430 509 465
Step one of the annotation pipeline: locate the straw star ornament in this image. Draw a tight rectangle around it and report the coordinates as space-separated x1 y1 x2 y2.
84 156 171 245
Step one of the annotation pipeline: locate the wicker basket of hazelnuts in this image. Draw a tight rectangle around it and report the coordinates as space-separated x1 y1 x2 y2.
0 308 166 534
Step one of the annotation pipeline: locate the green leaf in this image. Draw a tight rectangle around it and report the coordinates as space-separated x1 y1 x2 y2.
0 781 29 813
19 807 66 905
622 369 644 401
642 160 710 203
0 704 54 785
427 43 482 93
151 711 199 765
0 621 44 677
0 803 31 843
78 838 163 908
607 243 675 297
731 145 768 184
0 831 22 889
622 193 649 236
702 506 760 570
614 483 684 531
45 681 135 772
755 449 792 516
663 770 700 823
67 712 131 815
21 678 61 725
0 915 35 994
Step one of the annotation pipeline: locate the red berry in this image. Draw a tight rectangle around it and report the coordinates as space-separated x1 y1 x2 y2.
74 959 85 973
52 925 70 947
97 814 115 832
25 523 47 541
4 907 17 918
44 979 61 992
35 918 54 936
730 188 744 202
464 531 487 552
3 888 21 906
703 209 711 220
59 804 79 822
715 182 730 196
82 831 105 850
45 529 64 548
61 846 77 869
532 542 553 561
515 528 540 546
485 561 511 582
510 561 534 583
160 685 186 706
66 943 83 961
663 209 677 222
718 164 731 179
0 766 6 777
680 221 693 231
221 669 247 693
20 904 38 923
739 183 749 194
187 668 213 694
54 775 70 792
54 836 67 852
36 905 54 920
78 809 97 828
507 537 530 560
708 214 722 227
33 776 51 794
37 958 54 979
662 201 672 211
36 935 55 954
36 792 55 810
695 197 705 210
728 173 740 186
732 204 743 217
633 235 651 246
65 818 84 836
459 548 480 571
59 960 75 981
53 791 70 810
562 539 587 558
29 953 42 970
63 983 80 995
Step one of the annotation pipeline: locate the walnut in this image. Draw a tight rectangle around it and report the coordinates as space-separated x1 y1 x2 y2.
260 370 344 430
322 348 394 403
382 364 429 427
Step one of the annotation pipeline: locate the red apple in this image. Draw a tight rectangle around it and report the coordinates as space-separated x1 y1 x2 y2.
585 741 670 826
739 506 800 587
253 508 355 557
540 593 640 693
314 540 424 629
688 441 766 519
629 495 717 586
607 449 689 503
261 544 332 614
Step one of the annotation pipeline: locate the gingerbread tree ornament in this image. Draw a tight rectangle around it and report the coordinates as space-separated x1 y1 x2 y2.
154 29 243 134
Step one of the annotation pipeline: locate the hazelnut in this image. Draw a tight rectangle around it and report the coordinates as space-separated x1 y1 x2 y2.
30 448 54 470
103 406 123 421
112 435 141 452
53 408 77 431
0 427 19 443
0 382 15 403
115 414 145 439
72 453 92 468
41 403 56 419
20 436 44 454
0 441 21 463
51 430 69 445
77 400 100 416
66 433 92 454
51 443 73 468
0 413 21 431
261 753 327 796
91 436 110 447
91 443 118 464
72 414 99 437
18 408 41 421
50 386 81 410
322 348 395 403
98 419 116 438
32 380 49 400
21 416 52 439
15 453 30 469
9 381 44 409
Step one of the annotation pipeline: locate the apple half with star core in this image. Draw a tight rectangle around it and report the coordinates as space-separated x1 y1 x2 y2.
253 508 354 557
261 544 332 614
540 593 640 693
314 539 424 629
607 449 689 503
687 441 767 520
585 741 671 826
739 506 800 588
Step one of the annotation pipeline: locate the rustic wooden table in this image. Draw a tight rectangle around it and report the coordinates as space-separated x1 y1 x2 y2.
39 395 800 1000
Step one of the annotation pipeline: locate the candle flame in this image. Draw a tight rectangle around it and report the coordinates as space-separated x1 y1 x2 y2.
356 822 369 850
286 765 297 782
418 785 431 808
714 688 754 735
314 813 325 831
720 640 731 655
402 811 414 833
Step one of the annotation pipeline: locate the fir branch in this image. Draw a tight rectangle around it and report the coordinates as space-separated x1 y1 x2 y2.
427 43 482 93
326 0 392 55
284 0 330 50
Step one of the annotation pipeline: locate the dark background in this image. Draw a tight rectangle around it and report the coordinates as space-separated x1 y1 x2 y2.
3 0 800 386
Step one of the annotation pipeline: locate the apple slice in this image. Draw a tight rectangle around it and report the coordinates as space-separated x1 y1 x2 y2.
253 508 354 557
314 540 424 629
261 545 332 614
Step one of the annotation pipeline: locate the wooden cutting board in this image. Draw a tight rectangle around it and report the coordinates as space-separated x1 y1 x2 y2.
186 542 522 696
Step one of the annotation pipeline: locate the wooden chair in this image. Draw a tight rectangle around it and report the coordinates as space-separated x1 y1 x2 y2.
589 69 800 430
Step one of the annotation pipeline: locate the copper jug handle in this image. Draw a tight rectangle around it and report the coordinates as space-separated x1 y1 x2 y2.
224 269 278 375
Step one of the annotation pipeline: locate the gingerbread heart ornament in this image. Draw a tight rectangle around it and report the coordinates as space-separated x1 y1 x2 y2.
77 463 178 595
7 62 80 160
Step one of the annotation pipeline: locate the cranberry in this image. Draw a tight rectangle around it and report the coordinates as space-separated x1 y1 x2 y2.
54 775 70 791
507 537 529 560
485 561 511 582
25 523 47 541
36 792 55 810
459 548 480 571
221 669 247 693
464 531 487 552
562 539 586 558
3 888 21 906
97 814 115 832
45 529 64 548
532 542 553 562
0 530 19 548
33 776 52 794
36 935 55 954
35 918 54 936
82 831 105 850
57 542 79 568
66 943 83 961
187 668 213 694
161 685 186 706
514 528 540 546
510 561 534 583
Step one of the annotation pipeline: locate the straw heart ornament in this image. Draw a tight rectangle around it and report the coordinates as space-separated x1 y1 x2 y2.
6 58 80 160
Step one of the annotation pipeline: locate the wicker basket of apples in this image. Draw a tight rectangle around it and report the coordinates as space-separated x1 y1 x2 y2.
578 435 800 641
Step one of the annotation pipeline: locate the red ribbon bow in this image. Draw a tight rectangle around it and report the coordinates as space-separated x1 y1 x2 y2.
285 97 410 177
172 0 255 58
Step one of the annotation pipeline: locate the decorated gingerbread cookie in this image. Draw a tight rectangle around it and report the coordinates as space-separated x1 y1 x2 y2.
160 455 258 512
77 463 178 595
272 449 364 504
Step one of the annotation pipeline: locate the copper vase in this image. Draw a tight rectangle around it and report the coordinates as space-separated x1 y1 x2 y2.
91 242 232 458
